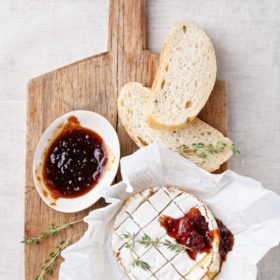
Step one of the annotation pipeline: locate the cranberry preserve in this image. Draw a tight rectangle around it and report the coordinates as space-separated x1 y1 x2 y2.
160 207 214 260
216 219 234 261
160 207 234 264
43 116 107 199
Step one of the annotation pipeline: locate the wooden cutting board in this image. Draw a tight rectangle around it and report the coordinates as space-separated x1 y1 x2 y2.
24 0 228 279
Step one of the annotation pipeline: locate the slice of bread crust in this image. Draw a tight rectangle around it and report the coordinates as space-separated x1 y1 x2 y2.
146 22 217 131
118 82 232 172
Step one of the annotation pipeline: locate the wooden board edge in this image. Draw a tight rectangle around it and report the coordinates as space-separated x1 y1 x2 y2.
27 51 109 86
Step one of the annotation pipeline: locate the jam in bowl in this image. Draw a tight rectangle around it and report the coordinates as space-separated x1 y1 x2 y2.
33 110 120 213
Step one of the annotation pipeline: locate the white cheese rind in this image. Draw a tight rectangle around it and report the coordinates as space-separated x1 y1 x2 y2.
171 251 197 275
112 186 221 280
155 262 182 280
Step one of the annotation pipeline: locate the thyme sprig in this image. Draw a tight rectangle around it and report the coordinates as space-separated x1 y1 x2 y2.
132 259 150 271
22 219 83 280
231 143 240 155
123 232 151 270
35 239 71 280
22 219 83 245
122 232 191 270
178 141 240 159
138 233 190 252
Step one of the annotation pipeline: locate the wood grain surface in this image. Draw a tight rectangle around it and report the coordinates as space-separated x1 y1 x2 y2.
24 0 228 278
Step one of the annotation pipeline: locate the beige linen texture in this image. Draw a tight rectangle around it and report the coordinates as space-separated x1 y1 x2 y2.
0 0 279 279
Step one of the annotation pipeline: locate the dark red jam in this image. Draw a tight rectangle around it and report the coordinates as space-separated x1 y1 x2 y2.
216 219 234 261
43 116 107 199
160 207 234 263
160 208 213 260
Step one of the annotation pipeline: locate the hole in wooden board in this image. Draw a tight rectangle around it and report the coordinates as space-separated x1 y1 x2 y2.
182 25 186 33
165 65 169 72
161 80 165 89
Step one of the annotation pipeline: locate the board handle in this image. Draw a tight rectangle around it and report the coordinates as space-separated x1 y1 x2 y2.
108 0 146 54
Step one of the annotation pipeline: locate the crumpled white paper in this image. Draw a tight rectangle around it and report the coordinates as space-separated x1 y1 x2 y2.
59 142 280 280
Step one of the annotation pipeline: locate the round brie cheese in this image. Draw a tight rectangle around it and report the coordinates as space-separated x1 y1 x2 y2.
112 186 221 280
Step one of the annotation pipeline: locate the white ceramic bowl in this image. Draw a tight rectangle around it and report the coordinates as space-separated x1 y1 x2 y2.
33 110 120 213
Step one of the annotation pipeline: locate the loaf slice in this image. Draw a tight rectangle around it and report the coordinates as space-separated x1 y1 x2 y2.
146 22 217 130
118 82 232 172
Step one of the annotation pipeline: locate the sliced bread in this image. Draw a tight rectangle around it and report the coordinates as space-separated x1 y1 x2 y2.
146 22 217 130
118 82 232 172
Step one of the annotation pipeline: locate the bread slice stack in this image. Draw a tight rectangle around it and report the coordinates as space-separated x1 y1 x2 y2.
118 22 233 172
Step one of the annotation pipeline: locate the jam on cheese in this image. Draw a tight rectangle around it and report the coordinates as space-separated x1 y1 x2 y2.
160 207 234 262
160 207 213 260
216 219 234 261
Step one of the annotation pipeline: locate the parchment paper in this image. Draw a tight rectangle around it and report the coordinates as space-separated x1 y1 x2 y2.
59 142 280 280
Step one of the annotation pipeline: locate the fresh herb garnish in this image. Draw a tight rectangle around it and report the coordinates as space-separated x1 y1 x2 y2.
231 143 240 155
35 239 71 280
132 259 150 271
22 219 83 244
22 219 83 279
178 141 240 159
163 239 184 253
121 232 190 270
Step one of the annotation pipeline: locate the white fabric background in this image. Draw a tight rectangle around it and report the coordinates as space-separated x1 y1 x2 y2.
0 0 279 279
